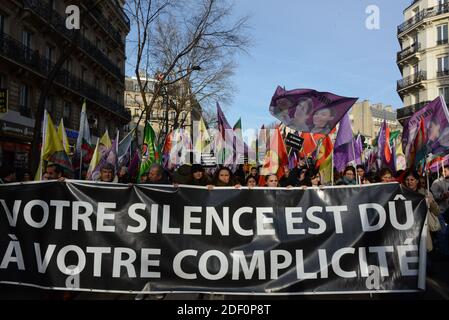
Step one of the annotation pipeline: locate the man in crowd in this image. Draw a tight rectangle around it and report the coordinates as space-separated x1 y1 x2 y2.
147 164 169 184
45 163 64 181
99 163 115 182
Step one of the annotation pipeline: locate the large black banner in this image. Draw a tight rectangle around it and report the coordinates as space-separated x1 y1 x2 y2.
0 181 427 295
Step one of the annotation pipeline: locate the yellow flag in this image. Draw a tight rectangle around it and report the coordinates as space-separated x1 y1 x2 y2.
319 153 333 184
42 111 64 161
58 119 70 155
194 117 210 153
86 131 111 180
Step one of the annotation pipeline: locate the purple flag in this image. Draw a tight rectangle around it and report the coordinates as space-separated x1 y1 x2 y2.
354 134 363 165
333 112 355 172
128 150 140 181
378 120 395 172
403 96 449 160
269 86 358 135
216 103 236 166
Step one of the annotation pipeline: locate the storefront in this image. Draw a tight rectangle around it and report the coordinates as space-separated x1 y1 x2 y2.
0 119 33 171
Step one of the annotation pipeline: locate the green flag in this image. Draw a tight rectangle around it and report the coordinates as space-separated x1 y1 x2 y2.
138 121 161 181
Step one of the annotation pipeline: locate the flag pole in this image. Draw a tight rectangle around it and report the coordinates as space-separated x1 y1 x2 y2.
351 136 359 184
331 148 334 186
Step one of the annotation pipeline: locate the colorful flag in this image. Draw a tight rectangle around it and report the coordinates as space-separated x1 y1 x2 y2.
315 135 333 169
138 121 160 181
269 86 358 134
86 130 112 180
378 120 395 171
260 127 288 178
118 130 134 168
216 103 235 166
403 96 449 163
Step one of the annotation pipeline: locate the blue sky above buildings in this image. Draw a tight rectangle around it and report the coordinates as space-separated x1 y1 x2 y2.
126 0 410 130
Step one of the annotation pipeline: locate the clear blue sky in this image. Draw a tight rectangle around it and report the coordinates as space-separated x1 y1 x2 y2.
224 0 410 131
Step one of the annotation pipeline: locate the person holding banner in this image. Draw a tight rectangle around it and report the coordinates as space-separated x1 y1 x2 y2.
336 166 356 185
208 167 241 189
245 175 258 187
99 163 115 183
265 174 279 187
403 170 440 252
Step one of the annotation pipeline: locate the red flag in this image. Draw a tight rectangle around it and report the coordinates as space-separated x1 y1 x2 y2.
384 125 392 163
260 127 289 181
315 135 333 169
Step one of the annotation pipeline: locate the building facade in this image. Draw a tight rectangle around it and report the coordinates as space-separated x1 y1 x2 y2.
350 101 402 144
0 0 130 172
396 0 449 124
125 76 202 146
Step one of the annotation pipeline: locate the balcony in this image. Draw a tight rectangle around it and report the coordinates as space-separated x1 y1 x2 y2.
437 70 449 78
397 71 427 91
89 6 125 46
0 32 129 122
437 39 449 46
397 42 420 62
22 0 123 80
398 3 449 35
396 101 430 123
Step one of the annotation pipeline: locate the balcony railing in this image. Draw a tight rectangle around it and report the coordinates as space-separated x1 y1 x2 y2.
0 32 129 121
22 0 123 80
398 3 449 34
397 70 427 91
437 39 449 45
437 69 449 77
396 101 430 122
89 6 124 46
397 42 420 61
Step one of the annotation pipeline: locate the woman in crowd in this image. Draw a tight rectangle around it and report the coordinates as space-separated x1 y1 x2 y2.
379 167 394 183
336 166 357 185
245 176 258 188
309 170 321 187
403 170 440 252
208 166 241 189
191 164 211 186
265 174 279 187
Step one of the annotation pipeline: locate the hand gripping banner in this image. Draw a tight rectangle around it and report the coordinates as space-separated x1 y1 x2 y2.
0 181 427 295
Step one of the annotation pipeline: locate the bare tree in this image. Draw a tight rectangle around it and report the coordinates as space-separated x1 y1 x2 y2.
125 0 250 144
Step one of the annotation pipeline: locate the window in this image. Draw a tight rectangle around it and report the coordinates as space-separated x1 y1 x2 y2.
437 24 448 45
439 87 449 103
412 63 419 75
94 77 100 91
19 84 30 116
169 111 176 120
116 91 120 103
106 85 111 97
22 30 31 48
96 37 101 50
0 74 5 88
437 56 449 76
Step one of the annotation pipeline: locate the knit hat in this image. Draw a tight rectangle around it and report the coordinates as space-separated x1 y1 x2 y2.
173 164 192 184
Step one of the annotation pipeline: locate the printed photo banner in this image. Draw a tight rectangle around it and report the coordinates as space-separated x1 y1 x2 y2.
269 86 358 135
403 96 449 160
0 181 426 295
